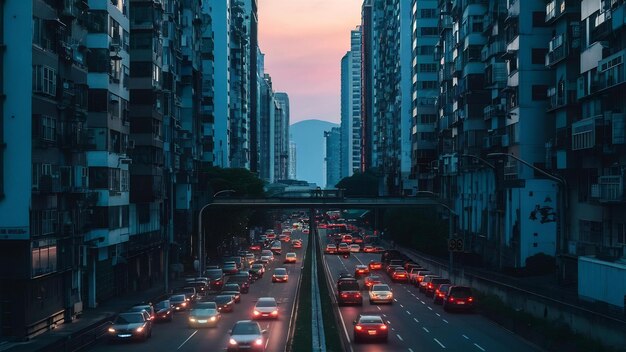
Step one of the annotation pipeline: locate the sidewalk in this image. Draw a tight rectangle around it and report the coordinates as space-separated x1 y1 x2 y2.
0 277 186 352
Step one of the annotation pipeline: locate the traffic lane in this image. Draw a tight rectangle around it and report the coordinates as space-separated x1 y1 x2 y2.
324 254 407 351
88 238 306 352
177 238 306 351
352 251 541 352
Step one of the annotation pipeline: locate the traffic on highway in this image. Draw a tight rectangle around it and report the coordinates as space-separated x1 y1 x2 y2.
85 211 543 352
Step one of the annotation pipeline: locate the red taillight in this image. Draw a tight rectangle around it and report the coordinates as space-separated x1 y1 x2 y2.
379 324 387 330
341 293 348 298
468 297 474 302
428 283 433 288
355 293 361 297
448 297 455 302
355 325 363 331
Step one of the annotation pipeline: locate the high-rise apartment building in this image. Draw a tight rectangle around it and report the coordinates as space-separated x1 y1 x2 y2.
340 27 363 179
274 92 290 181
289 140 297 180
325 127 342 188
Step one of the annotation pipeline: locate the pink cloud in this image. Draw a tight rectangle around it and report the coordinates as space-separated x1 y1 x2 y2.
258 0 363 124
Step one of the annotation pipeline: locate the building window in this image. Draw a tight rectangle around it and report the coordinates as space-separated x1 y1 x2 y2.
579 220 602 244
40 115 56 141
31 209 57 237
420 114 437 124
421 81 437 89
420 9 436 18
31 239 58 277
419 46 435 55
89 167 109 189
121 169 129 192
419 63 437 72
33 66 57 97
532 85 548 101
421 27 438 36
532 48 548 65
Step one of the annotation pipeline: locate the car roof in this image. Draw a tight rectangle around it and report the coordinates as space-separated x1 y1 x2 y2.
257 297 276 303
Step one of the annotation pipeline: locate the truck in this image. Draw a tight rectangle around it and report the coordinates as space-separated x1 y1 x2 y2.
337 278 362 306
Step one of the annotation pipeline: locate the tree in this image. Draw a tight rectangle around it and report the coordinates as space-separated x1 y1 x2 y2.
384 208 448 257
335 170 379 196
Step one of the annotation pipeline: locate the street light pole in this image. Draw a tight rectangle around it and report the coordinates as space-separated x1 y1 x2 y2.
415 191 457 279
487 152 568 280
198 189 236 276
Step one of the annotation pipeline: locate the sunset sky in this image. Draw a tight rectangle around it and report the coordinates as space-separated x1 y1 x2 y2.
258 0 363 124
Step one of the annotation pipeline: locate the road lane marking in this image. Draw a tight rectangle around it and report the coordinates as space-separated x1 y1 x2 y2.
394 298 398 302
413 318 419 323
177 330 198 350
400 304 404 308
435 313 440 317
474 343 486 351
377 306 381 311
387 320 391 325
423 327 430 333
406 310 411 315
383 314 387 317
442 319 449 324
421 301 425 305
428 306 433 310
463 335 470 339
434 338 446 349
397 334 404 341
391 327 395 331
409 349 415 352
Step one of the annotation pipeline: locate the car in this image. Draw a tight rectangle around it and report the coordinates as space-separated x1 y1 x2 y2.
292 239 303 248
352 235 364 244
284 252 297 263
338 272 355 280
266 232 277 241
222 283 242 303
245 253 256 265
249 243 262 251
227 320 267 351
433 283 452 305
153 300 174 322
368 261 383 270
252 297 279 319
223 262 239 275
170 294 190 311
354 265 370 278
187 280 209 296
419 275 441 293
413 270 433 286
353 314 388 343
128 303 155 321
278 234 290 242
325 244 337 254
341 234 353 244
363 245 375 253
270 241 282 254
364 275 383 289
408 268 427 284
260 250 274 261
205 268 225 290
337 279 362 306
188 301 221 328
369 284 393 304
425 278 451 297
272 268 288 282
386 265 403 277
349 244 361 253
249 263 265 279
173 287 197 302
108 311 152 342
391 268 409 282
337 242 350 254
374 246 385 253
228 273 251 294
259 255 271 264
443 286 475 312
302 228 310 234
214 295 236 313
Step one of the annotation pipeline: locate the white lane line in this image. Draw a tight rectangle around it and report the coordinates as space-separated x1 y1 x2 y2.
421 301 426 305
442 319 449 324
428 306 433 310
400 304 404 308
408 349 415 352
406 310 411 315
397 334 404 341
387 320 392 325
413 318 419 323
394 298 398 302
383 314 387 317
377 306 381 311
435 313 440 317
474 343 486 351
434 338 446 349
177 330 198 350
423 327 430 333
463 334 470 339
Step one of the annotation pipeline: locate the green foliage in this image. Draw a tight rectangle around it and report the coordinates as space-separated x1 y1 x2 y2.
201 166 265 197
335 170 379 196
383 208 448 256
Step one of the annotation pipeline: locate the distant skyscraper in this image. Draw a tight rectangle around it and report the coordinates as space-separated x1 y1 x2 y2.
340 28 363 179
289 140 297 180
325 127 342 188
274 93 290 181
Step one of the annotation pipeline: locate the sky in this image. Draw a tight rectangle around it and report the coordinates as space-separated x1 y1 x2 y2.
258 0 363 125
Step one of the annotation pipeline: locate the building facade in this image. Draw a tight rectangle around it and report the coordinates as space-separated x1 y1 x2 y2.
325 127 342 188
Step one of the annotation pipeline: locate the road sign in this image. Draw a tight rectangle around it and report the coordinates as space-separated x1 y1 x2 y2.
448 238 464 252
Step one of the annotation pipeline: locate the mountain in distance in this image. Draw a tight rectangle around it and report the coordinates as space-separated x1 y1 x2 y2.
290 119 339 188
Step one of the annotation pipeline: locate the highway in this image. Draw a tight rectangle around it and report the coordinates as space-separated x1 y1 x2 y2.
320 230 543 352
87 231 306 352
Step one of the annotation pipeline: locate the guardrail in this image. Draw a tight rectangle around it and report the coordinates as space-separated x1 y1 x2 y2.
310 227 326 351
38 319 112 352
285 231 307 352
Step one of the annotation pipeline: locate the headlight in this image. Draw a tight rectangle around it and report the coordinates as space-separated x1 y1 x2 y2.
255 338 263 346
229 338 238 345
189 318 196 322
136 326 144 332
253 310 260 316
271 310 278 315
210 316 216 321
181 302 187 307
108 327 116 333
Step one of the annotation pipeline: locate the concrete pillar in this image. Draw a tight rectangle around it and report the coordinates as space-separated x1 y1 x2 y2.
87 252 97 308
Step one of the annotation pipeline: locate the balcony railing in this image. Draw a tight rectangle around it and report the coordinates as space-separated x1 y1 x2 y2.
591 175 624 202
483 104 506 120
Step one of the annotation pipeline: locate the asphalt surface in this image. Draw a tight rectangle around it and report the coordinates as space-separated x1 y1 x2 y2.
320 231 543 352
87 232 307 352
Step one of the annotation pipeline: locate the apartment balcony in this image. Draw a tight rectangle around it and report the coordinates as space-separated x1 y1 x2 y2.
571 116 600 151
483 104 506 120
439 16 453 34
545 0 573 25
591 50 626 93
547 87 577 111
506 0 520 21
591 12 612 43
481 40 506 61
545 34 570 67
591 175 624 202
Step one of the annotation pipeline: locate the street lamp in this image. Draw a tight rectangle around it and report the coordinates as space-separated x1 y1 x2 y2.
487 152 568 279
415 191 458 279
197 189 236 276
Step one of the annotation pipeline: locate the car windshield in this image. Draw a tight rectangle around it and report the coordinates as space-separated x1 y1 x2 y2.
372 284 390 291
359 317 383 324
129 306 149 314
256 300 276 308
451 287 473 298
252 264 263 269
232 322 260 335
195 302 217 309
191 308 215 316
170 295 186 303
224 284 239 291
206 269 223 278
287 254 296 258
261 250 273 256
154 301 169 309
215 296 232 304
274 269 286 275
115 313 143 324
339 244 348 248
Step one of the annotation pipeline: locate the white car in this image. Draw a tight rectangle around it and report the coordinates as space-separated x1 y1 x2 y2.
252 297 279 319
369 284 393 304
349 244 360 253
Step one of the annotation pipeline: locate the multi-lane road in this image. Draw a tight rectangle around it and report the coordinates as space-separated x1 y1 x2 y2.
87 232 306 352
320 230 543 352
